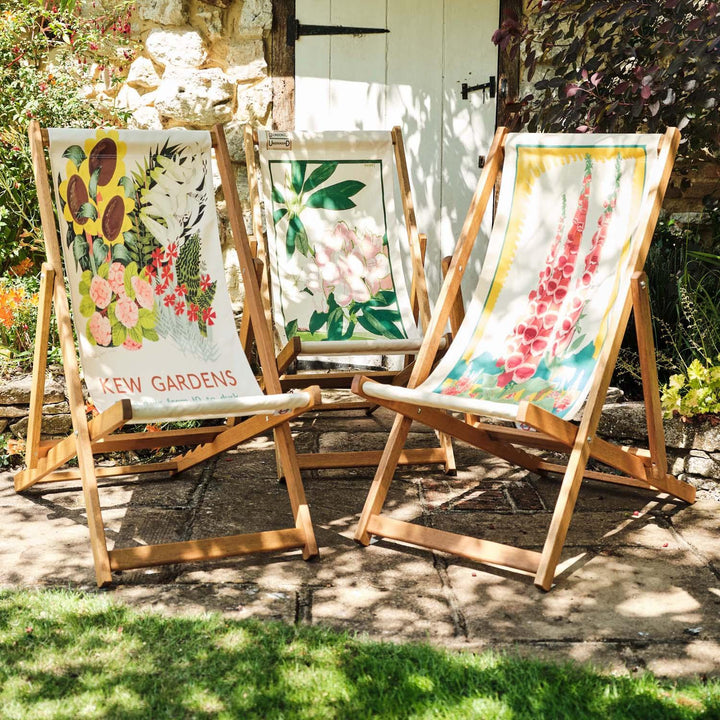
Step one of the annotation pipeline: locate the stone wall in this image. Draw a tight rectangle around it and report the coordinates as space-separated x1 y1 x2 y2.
83 0 274 307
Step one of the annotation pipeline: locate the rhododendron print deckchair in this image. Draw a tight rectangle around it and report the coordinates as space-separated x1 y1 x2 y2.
244 127 454 473
15 122 320 587
352 129 696 590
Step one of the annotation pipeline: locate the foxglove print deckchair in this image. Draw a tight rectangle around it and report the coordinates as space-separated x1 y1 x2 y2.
244 127 455 473
16 121 319 587
352 128 696 590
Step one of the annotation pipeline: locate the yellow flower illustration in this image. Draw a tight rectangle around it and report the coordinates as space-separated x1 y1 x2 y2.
58 161 101 237
83 129 127 191
97 184 134 245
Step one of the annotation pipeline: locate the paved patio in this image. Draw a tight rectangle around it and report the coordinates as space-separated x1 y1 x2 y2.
2 405 719 678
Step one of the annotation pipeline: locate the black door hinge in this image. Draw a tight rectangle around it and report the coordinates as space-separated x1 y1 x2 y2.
288 18 389 46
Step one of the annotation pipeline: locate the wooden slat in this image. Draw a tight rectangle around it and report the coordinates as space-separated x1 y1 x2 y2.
631 271 669 481
392 126 431 333
15 400 132 491
108 528 305 571
24 264 55 470
173 388 320 473
441 255 465 337
30 120 112 585
297 447 446 470
366 515 542 575
31 461 178 484
277 337 301 375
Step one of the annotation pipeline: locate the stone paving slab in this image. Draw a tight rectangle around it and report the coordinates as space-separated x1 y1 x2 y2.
1 415 719 679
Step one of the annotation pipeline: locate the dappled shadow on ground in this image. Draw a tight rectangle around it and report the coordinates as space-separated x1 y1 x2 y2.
1 589 718 719
2 407 719 677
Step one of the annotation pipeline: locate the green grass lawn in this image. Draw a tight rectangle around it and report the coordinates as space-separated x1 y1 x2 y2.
0 589 718 720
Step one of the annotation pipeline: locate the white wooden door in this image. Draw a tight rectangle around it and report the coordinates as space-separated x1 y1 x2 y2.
295 0 500 301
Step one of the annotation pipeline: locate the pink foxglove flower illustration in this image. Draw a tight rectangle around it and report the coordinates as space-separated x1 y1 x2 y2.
115 294 139 328
88 312 112 347
89 275 112 309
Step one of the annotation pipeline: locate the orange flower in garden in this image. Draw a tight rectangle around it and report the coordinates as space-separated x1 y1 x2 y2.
9 257 33 277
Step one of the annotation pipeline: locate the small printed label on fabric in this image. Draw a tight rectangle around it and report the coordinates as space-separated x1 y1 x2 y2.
267 132 292 150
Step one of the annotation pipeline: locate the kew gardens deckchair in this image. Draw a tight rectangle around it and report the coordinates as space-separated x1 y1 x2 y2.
244 127 454 473
15 121 319 587
352 128 696 591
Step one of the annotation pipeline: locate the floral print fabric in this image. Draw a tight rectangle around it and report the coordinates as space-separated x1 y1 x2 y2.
257 131 420 348
421 134 661 421
48 128 261 413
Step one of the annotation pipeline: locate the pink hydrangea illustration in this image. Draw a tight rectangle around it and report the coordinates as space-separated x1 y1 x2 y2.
115 294 139 328
108 262 126 296
89 275 112 309
88 312 111 346
122 337 142 351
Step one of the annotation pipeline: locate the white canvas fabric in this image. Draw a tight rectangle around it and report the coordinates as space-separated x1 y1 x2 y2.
364 133 663 422
47 128 305 421
256 130 421 356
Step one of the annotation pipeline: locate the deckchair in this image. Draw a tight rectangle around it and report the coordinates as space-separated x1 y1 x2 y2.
244 127 455 473
352 128 696 591
15 121 319 587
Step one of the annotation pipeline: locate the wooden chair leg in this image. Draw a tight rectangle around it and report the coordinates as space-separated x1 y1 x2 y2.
273 422 318 559
24 263 54 473
354 414 413 545
437 429 456 475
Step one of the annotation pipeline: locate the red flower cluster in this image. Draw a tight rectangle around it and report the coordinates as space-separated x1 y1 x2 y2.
496 154 593 388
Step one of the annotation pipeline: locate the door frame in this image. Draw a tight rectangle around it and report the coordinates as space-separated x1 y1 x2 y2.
269 0 521 131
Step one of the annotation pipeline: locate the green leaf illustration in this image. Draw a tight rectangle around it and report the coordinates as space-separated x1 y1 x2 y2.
88 167 101 203
73 235 90 267
93 239 108 269
138 308 156 329
176 234 201 300
306 180 365 210
285 319 298 339
364 290 396 308
326 307 345 341
303 162 338 193
357 309 404 339
79 295 95 318
273 208 288 225
142 327 159 342
78 202 98 220
286 215 309 257
291 161 307 194
128 325 143 344
124 262 138 299
112 243 131 264
119 176 135 198
308 309 328 335
272 185 285 204
78 270 92 296
112 322 127 346
62 145 86 167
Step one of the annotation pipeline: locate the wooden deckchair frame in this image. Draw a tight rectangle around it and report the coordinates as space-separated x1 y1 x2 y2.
244 126 455 474
352 127 696 591
16 121 320 587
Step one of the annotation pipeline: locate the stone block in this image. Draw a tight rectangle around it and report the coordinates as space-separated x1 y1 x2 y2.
115 84 143 112
0 419 7 433
155 68 234 125
223 119 247 162
126 56 161 90
194 5 224 40
146 29 207 69
10 413 72 437
137 0 187 26
685 450 720 479
235 78 271 124
223 39 267 82
0 374 65 404
239 0 272 31
130 105 164 130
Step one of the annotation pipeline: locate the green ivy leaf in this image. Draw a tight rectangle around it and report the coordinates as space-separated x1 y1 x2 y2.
78 202 98 220
62 145 86 167
303 162 338 193
306 180 365 210
88 167 101 203
93 239 108 270
285 319 298 339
